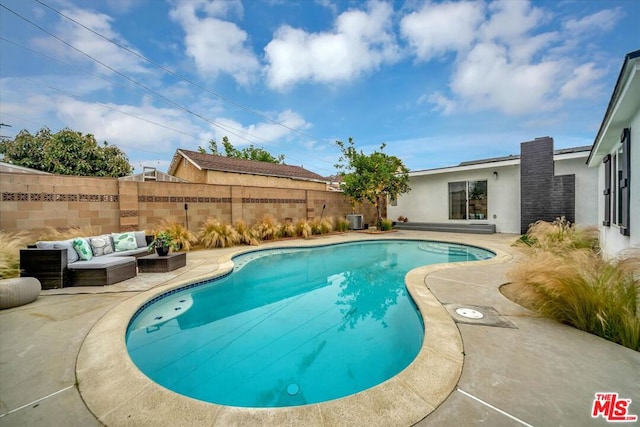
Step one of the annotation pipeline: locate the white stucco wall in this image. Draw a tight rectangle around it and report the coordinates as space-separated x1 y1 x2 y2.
554 156 598 226
388 153 596 235
388 164 521 233
597 109 640 256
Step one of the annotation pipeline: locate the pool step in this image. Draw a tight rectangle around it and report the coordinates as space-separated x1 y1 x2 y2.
393 222 496 234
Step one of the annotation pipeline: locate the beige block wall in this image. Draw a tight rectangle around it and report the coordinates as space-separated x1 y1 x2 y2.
1 173 120 234
1 172 379 235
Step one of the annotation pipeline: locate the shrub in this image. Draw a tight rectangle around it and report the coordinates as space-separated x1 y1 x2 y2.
279 221 296 238
234 220 260 246
154 218 196 251
295 218 312 238
198 217 238 248
521 217 598 254
320 217 333 234
0 231 31 279
335 217 350 232
253 215 280 241
307 217 333 235
507 249 640 351
380 218 393 231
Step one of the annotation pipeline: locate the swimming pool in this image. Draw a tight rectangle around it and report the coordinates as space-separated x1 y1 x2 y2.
126 240 494 407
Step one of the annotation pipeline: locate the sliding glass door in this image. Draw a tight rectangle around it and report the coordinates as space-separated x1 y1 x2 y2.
448 180 487 220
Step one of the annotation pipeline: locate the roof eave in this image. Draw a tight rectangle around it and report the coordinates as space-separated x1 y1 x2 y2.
587 50 640 167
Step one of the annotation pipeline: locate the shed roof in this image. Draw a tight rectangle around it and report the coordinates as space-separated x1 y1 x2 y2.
170 149 327 182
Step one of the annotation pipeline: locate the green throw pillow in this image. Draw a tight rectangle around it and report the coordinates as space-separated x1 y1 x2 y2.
72 238 93 261
112 232 138 251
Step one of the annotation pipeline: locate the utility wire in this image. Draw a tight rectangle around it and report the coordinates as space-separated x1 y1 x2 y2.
0 38 337 173
33 0 326 145
0 36 281 149
0 2 275 147
0 3 337 173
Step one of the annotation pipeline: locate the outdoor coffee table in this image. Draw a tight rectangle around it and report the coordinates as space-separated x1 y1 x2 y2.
137 252 186 273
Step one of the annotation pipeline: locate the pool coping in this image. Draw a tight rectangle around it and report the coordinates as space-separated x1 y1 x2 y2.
75 237 511 426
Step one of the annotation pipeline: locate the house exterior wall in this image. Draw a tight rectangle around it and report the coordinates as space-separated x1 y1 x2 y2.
388 143 597 235
387 164 521 233
554 157 598 226
172 158 208 182
596 109 640 256
171 155 326 190
204 170 326 190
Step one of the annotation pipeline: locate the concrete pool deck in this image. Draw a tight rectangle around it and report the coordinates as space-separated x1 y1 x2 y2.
1 231 639 426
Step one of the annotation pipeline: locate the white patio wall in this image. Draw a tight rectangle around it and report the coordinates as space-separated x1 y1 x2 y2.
554 156 598 227
388 153 597 235
388 163 521 233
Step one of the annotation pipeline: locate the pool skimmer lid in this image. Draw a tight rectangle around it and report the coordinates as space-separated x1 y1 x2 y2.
455 307 484 319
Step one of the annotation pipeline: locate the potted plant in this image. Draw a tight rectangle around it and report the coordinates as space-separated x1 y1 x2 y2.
147 231 177 256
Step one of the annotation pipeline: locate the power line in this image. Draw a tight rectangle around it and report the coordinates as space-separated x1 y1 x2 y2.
32 0 326 145
0 2 338 173
0 2 274 147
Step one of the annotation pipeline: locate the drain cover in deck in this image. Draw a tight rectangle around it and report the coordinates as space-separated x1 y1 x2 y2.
445 304 517 329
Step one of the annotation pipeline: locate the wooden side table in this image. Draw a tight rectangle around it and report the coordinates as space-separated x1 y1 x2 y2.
137 252 187 273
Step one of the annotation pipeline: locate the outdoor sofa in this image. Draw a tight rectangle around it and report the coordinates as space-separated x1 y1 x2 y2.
20 231 152 289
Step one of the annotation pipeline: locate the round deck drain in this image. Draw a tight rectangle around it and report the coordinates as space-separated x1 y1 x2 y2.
287 384 299 396
455 307 484 319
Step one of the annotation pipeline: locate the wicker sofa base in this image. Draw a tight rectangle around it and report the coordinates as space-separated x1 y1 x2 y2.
69 259 137 287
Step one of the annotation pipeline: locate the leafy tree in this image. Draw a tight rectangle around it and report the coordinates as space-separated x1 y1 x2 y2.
199 136 285 164
334 137 410 226
0 127 133 177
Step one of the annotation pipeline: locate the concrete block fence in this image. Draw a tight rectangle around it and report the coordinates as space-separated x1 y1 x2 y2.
1 173 379 234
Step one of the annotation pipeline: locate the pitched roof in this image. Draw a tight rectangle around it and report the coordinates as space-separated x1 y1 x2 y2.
172 149 327 182
458 145 592 167
0 161 52 174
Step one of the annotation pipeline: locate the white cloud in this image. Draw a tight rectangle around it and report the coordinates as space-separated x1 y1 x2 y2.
450 42 561 115
400 1 484 61
425 92 456 115
408 0 616 116
208 109 311 145
264 0 400 90
480 0 546 43
559 62 606 100
170 1 259 85
32 7 149 75
53 96 199 151
563 8 622 34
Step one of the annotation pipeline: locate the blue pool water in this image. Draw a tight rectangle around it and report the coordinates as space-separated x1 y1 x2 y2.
126 240 493 407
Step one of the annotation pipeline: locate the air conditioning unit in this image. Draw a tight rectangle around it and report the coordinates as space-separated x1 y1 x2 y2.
346 214 364 230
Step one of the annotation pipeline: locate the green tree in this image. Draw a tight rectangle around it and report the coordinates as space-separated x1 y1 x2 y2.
0 127 133 177
334 137 410 226
199 136 285 164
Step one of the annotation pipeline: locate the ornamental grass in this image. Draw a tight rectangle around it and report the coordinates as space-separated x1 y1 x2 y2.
508 218 640 351
0 231 31 279
335 217 350 232
253 215 280 241
234 220 260 246
154 218 197 251
198 217 239 248
295 218 312 238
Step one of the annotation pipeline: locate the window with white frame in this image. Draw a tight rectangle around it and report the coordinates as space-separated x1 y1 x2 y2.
448 180 488 220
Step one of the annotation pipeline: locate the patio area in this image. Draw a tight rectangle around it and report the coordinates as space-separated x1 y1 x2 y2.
1 231 638 426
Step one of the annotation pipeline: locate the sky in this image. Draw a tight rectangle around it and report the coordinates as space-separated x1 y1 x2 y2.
0 0 638 177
